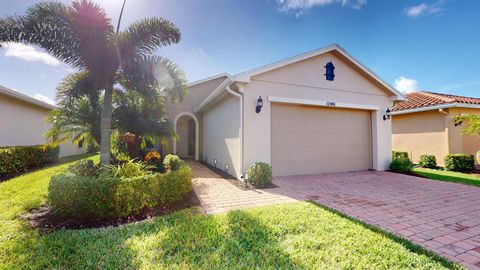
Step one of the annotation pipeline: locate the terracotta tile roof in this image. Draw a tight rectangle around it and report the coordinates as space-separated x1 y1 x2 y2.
392 91 480 111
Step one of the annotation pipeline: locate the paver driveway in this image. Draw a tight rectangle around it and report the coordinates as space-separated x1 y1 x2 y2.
190 162 480 268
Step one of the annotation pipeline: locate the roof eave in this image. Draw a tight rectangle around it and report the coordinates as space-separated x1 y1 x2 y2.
392 103 480 115
0 85 56 110
194 76 234 113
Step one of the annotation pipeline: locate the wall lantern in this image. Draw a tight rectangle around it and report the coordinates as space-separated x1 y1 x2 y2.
256 96 263 113
324 61 335 81
383 108 392 121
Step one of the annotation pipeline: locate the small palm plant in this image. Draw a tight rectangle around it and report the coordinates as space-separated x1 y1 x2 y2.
102 159 155 179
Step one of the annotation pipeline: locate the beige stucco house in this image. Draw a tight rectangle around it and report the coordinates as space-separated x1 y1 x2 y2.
0 85 86 157
167 44 405 178
392 91 480 165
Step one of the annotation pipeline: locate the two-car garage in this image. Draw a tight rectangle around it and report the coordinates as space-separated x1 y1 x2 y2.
271 103 373 177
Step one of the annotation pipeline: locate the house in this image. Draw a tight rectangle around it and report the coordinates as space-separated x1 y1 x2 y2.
166 44 405 178
0 84 86 157
392 91 480 165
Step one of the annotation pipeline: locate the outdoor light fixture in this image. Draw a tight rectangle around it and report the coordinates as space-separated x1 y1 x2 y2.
225 164 229 172
213 159 217 167
324 61 335 81
256 96 263 113
383 108 392 121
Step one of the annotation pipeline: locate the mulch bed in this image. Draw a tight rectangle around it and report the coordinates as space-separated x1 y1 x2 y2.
200 161 278 190
21 191 202 233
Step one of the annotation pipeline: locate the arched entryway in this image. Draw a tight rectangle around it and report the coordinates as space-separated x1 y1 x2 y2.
173 112 199 160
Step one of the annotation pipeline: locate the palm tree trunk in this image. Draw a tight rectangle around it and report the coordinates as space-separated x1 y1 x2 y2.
100 84 113 165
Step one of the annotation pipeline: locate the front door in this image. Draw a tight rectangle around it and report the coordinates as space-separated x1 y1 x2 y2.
187 119 195 157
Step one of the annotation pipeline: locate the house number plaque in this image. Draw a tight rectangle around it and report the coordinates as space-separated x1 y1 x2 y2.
326 101 336 107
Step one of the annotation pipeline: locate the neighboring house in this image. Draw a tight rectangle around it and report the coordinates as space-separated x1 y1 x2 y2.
0 85 86 157
166 44 404 178
392 91 480 165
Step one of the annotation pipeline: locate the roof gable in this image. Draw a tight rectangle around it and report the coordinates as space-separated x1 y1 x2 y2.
234 44 405 100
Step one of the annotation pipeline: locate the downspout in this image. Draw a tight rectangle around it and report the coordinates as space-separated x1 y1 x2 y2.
226 85 244 179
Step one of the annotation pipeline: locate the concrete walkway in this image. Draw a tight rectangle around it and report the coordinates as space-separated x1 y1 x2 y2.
189 161 480 269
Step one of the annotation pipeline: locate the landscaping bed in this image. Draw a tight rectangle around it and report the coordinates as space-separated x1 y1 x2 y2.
22 191 200 232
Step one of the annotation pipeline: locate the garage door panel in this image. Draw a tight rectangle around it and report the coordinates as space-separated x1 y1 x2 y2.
271 104 372 176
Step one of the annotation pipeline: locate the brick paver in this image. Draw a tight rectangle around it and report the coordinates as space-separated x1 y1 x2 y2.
190 161 297 214
190 162 480 268
271 171 480 269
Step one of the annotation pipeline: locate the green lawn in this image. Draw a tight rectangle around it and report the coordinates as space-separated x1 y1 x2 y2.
0 155 462 270
413 167 480 187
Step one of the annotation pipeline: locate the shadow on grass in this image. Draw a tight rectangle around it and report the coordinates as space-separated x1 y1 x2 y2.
5 208 298 269
307 201 462 270
128 209 298 269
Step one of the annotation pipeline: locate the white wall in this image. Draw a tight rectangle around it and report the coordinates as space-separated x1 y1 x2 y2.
202 94 241 178
0 93 86 157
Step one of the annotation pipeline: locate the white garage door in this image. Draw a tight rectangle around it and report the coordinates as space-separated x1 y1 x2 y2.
271 104 373 177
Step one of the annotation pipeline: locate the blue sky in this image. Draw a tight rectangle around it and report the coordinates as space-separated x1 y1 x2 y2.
0 0 479 104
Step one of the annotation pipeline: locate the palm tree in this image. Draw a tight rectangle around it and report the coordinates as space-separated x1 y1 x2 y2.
46 71 102 146
113 89 172 158
0 0 187 164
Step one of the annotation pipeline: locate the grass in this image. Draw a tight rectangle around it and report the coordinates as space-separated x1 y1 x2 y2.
413 167 480 187
0 154 462 270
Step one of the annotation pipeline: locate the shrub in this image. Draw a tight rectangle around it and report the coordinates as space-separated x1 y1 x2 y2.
102 159 154 178
48 163 192 219
67 159 99 177
0 144 59 177
246 162 272 188
444 154 474 172
389 157 413 173
418 155 437 169
163 154 183 171
87 144 100 153
392 151 409 159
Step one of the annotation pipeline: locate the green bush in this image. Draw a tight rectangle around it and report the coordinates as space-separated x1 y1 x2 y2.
86 144 100 153
246 162 272 188
102 159 154 178
389 157 413 173
444 154 474 172
67 160 99 177
418 155 437 169
48 163 192 219
163 154 183 171
392 151 409 159
0 144 59 177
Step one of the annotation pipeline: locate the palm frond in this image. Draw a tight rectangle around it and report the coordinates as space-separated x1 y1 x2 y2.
0 2 84 67
118 17 180 58
56 70 96 105
119 55 187 102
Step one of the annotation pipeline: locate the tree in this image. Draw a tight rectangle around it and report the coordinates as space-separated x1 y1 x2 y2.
46 71 102 146
454 114 480 136
113 89 172 158
0 0 187 164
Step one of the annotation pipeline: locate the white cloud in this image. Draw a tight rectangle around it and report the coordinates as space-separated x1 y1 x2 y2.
276 0 367 16
2 43 60 66
394 76 420 94
404 1 444 17
33 93 56 105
